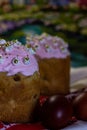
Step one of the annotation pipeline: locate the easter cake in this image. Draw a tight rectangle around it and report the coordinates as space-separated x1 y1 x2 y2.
0 39 40 123
26 33 70 95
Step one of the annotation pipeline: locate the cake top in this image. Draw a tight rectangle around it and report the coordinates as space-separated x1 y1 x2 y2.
0 39 38 76
26 33 70 59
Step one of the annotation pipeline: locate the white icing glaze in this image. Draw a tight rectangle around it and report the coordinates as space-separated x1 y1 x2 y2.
0 39 38 76
26 33 70 59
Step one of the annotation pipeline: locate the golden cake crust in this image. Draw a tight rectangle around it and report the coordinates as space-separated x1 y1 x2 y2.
38 56 70 95
0 72 40 123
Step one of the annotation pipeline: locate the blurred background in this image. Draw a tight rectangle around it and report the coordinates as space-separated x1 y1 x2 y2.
0 0 87 67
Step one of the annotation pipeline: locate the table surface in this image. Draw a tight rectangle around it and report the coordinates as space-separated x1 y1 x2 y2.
63 121 87 130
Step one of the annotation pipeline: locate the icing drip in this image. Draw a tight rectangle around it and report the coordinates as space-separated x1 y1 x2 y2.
0 39 38 76
26 33 70 59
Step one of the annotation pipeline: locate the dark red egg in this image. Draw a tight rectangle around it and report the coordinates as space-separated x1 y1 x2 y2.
73 92 87 121
40 95 73 129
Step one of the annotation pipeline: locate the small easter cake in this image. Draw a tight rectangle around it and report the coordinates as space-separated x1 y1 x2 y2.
0 39 40 123
26 33 70 95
